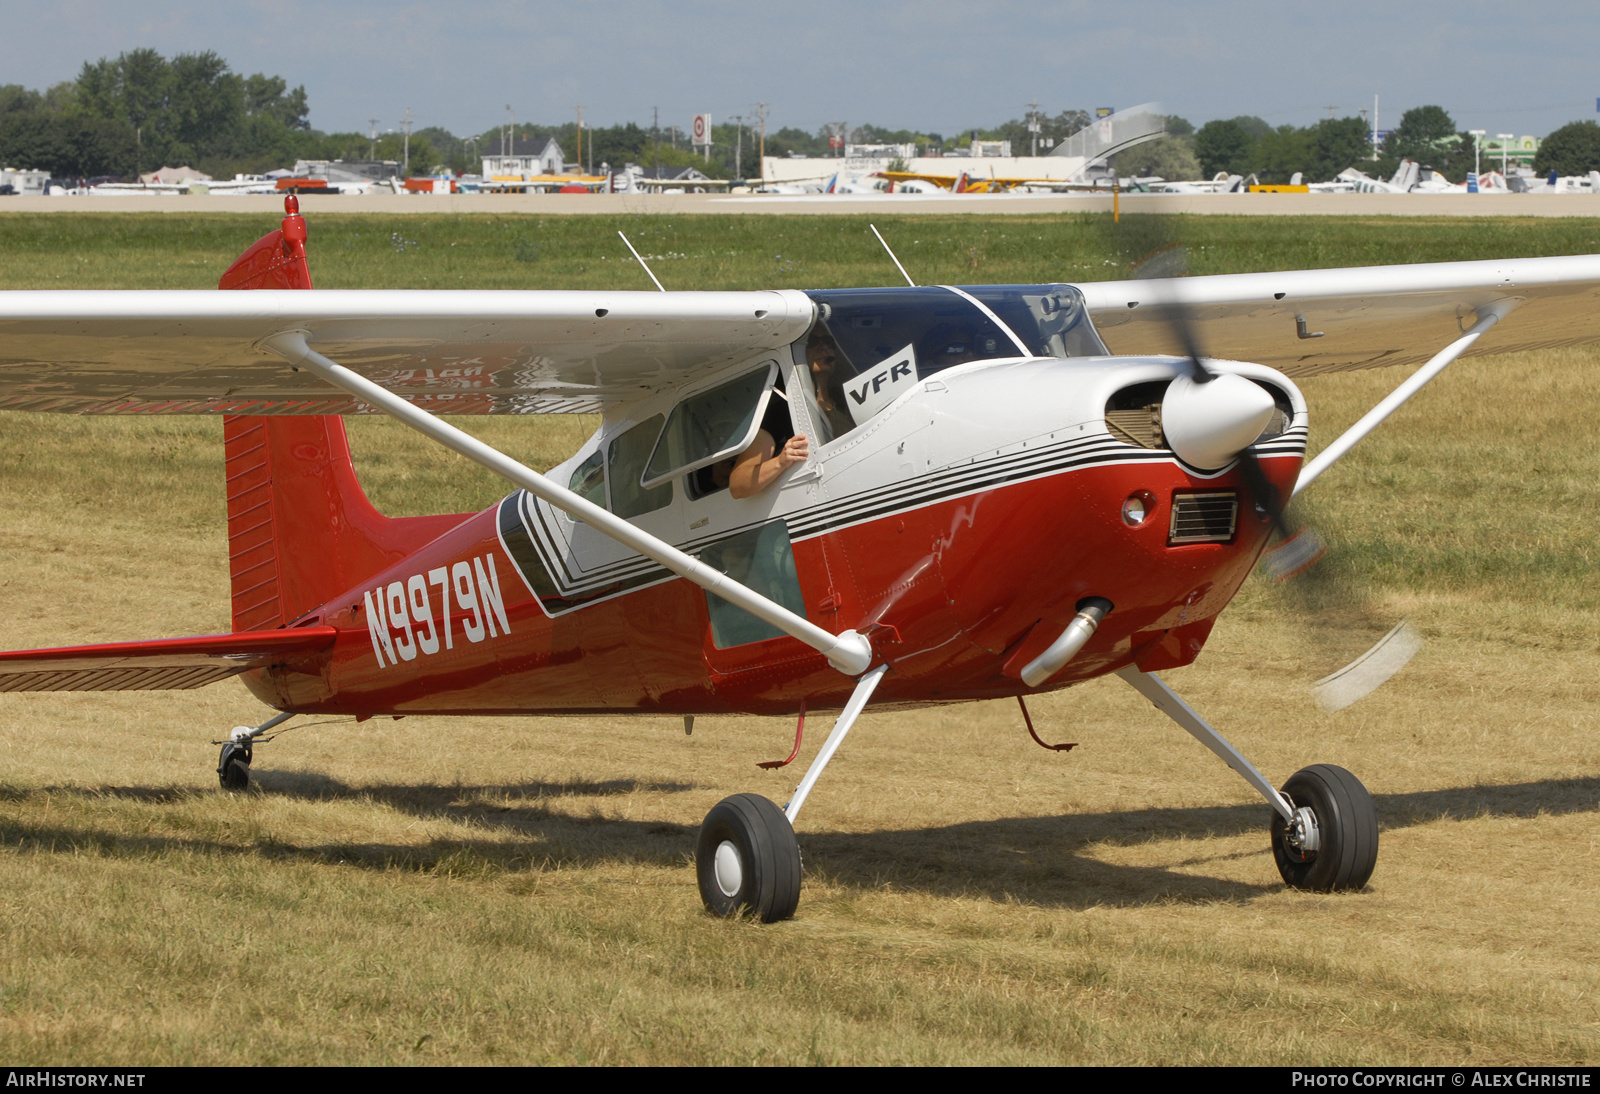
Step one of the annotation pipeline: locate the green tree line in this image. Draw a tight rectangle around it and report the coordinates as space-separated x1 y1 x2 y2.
1177 106 1599 184
0 49 445 180
8 50 1600 183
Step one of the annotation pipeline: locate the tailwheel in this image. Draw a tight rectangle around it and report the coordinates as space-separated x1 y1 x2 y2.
696 793 801 922
217 742 252 791
1271 764 1378 892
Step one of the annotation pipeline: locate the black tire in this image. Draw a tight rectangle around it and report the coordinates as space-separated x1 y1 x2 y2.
217 742 251 791
696 794 801 922
1271 764 1378 892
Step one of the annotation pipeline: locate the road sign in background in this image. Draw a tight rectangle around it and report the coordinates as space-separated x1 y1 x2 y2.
692 114 712 147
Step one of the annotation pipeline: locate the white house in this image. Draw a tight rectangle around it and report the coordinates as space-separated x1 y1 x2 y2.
482 138 565 178
0 168 50 196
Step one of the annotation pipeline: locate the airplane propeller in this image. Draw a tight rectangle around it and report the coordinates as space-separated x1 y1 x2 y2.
1130 241 1323 575
1120 228 1416 709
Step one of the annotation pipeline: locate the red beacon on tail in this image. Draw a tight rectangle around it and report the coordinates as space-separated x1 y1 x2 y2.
2 194 1597 920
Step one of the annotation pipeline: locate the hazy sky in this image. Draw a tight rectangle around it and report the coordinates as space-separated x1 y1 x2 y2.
5 1 1595 140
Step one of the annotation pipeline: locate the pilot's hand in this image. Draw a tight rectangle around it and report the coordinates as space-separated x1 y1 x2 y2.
777 434 809 469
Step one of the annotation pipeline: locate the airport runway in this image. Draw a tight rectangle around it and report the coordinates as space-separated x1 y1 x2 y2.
4 192 1600 216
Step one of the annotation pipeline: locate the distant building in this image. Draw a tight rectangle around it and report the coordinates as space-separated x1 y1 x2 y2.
0 168 49 196
845 143 917 160
482 138 564 178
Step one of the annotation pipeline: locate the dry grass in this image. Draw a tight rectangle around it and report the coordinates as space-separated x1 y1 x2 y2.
0 216 1596 1064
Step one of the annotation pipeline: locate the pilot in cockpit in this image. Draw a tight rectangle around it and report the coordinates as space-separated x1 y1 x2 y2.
922 324 986 370
805 328 856 440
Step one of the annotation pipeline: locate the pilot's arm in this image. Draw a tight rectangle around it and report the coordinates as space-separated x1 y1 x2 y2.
728 430 809 499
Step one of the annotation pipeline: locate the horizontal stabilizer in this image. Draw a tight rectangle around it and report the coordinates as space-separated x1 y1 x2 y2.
0 627 336 692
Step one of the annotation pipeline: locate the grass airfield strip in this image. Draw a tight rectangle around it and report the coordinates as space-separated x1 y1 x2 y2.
0 214 1596 1065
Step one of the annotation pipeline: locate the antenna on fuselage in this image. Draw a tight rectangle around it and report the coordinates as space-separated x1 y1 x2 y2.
618 230 666 292
869 223 916 287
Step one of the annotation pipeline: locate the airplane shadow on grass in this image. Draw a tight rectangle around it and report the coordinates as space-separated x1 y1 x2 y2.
2 774 1596 911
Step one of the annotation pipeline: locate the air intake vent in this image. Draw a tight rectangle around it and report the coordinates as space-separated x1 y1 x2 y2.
1105 407 1163 448
1104 380 1170 449
1168 491 1238 544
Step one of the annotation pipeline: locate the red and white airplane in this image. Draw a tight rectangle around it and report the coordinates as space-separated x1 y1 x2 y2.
2 197 1597 920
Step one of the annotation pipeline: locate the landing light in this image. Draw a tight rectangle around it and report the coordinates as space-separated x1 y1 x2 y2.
1122 493 1152 526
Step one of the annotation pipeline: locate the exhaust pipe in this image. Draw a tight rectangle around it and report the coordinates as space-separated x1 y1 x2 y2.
1021 597 1113 688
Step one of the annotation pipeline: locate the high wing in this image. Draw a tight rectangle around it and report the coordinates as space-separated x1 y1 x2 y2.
0 628 336 691
1074 255 1600 376
4 255 1600 417
0 290 814 414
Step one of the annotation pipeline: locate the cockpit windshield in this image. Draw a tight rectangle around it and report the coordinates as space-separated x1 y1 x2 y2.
796 285 1106 440
957 285 1108 359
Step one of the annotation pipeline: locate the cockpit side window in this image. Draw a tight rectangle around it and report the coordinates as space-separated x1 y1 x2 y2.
641 363 778 489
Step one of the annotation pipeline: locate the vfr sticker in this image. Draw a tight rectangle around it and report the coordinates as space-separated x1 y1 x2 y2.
364 553 510 669
844 343 917 423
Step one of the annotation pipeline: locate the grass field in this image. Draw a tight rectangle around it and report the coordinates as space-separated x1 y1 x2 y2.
0 213 1596 1065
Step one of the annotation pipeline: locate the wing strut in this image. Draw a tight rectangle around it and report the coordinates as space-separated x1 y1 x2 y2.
261 331 873 677
1292 302 1513 498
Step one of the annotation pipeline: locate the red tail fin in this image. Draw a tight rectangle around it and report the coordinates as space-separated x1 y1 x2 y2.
220 197 469 632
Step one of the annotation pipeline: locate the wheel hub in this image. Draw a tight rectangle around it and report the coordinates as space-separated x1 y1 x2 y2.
713 839 743 897
1285 804 1321 858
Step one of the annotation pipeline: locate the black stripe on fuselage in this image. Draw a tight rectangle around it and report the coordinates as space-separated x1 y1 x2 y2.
491 428 1309 614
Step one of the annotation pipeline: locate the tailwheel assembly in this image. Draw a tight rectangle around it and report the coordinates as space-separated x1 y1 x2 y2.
1270 763 1378 892
216 741 252 791
213 711 294 792
696 793 802 922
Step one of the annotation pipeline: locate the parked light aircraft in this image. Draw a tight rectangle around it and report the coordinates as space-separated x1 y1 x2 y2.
482 173 611 194
2 197 1598 921
876 169 1023 193
90 177 281 197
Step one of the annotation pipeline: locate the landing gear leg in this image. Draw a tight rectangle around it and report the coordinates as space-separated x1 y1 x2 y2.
214 711 293 792
695 665 888 921
1115 665 1378 892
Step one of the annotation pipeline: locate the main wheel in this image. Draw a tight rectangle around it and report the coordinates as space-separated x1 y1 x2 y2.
1271 764 1378 892
696 794 801 922
217 742 251 791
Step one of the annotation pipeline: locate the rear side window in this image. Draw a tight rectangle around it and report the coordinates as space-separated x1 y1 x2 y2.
567 450 606 513
563 415 673 521
608 414 671 519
